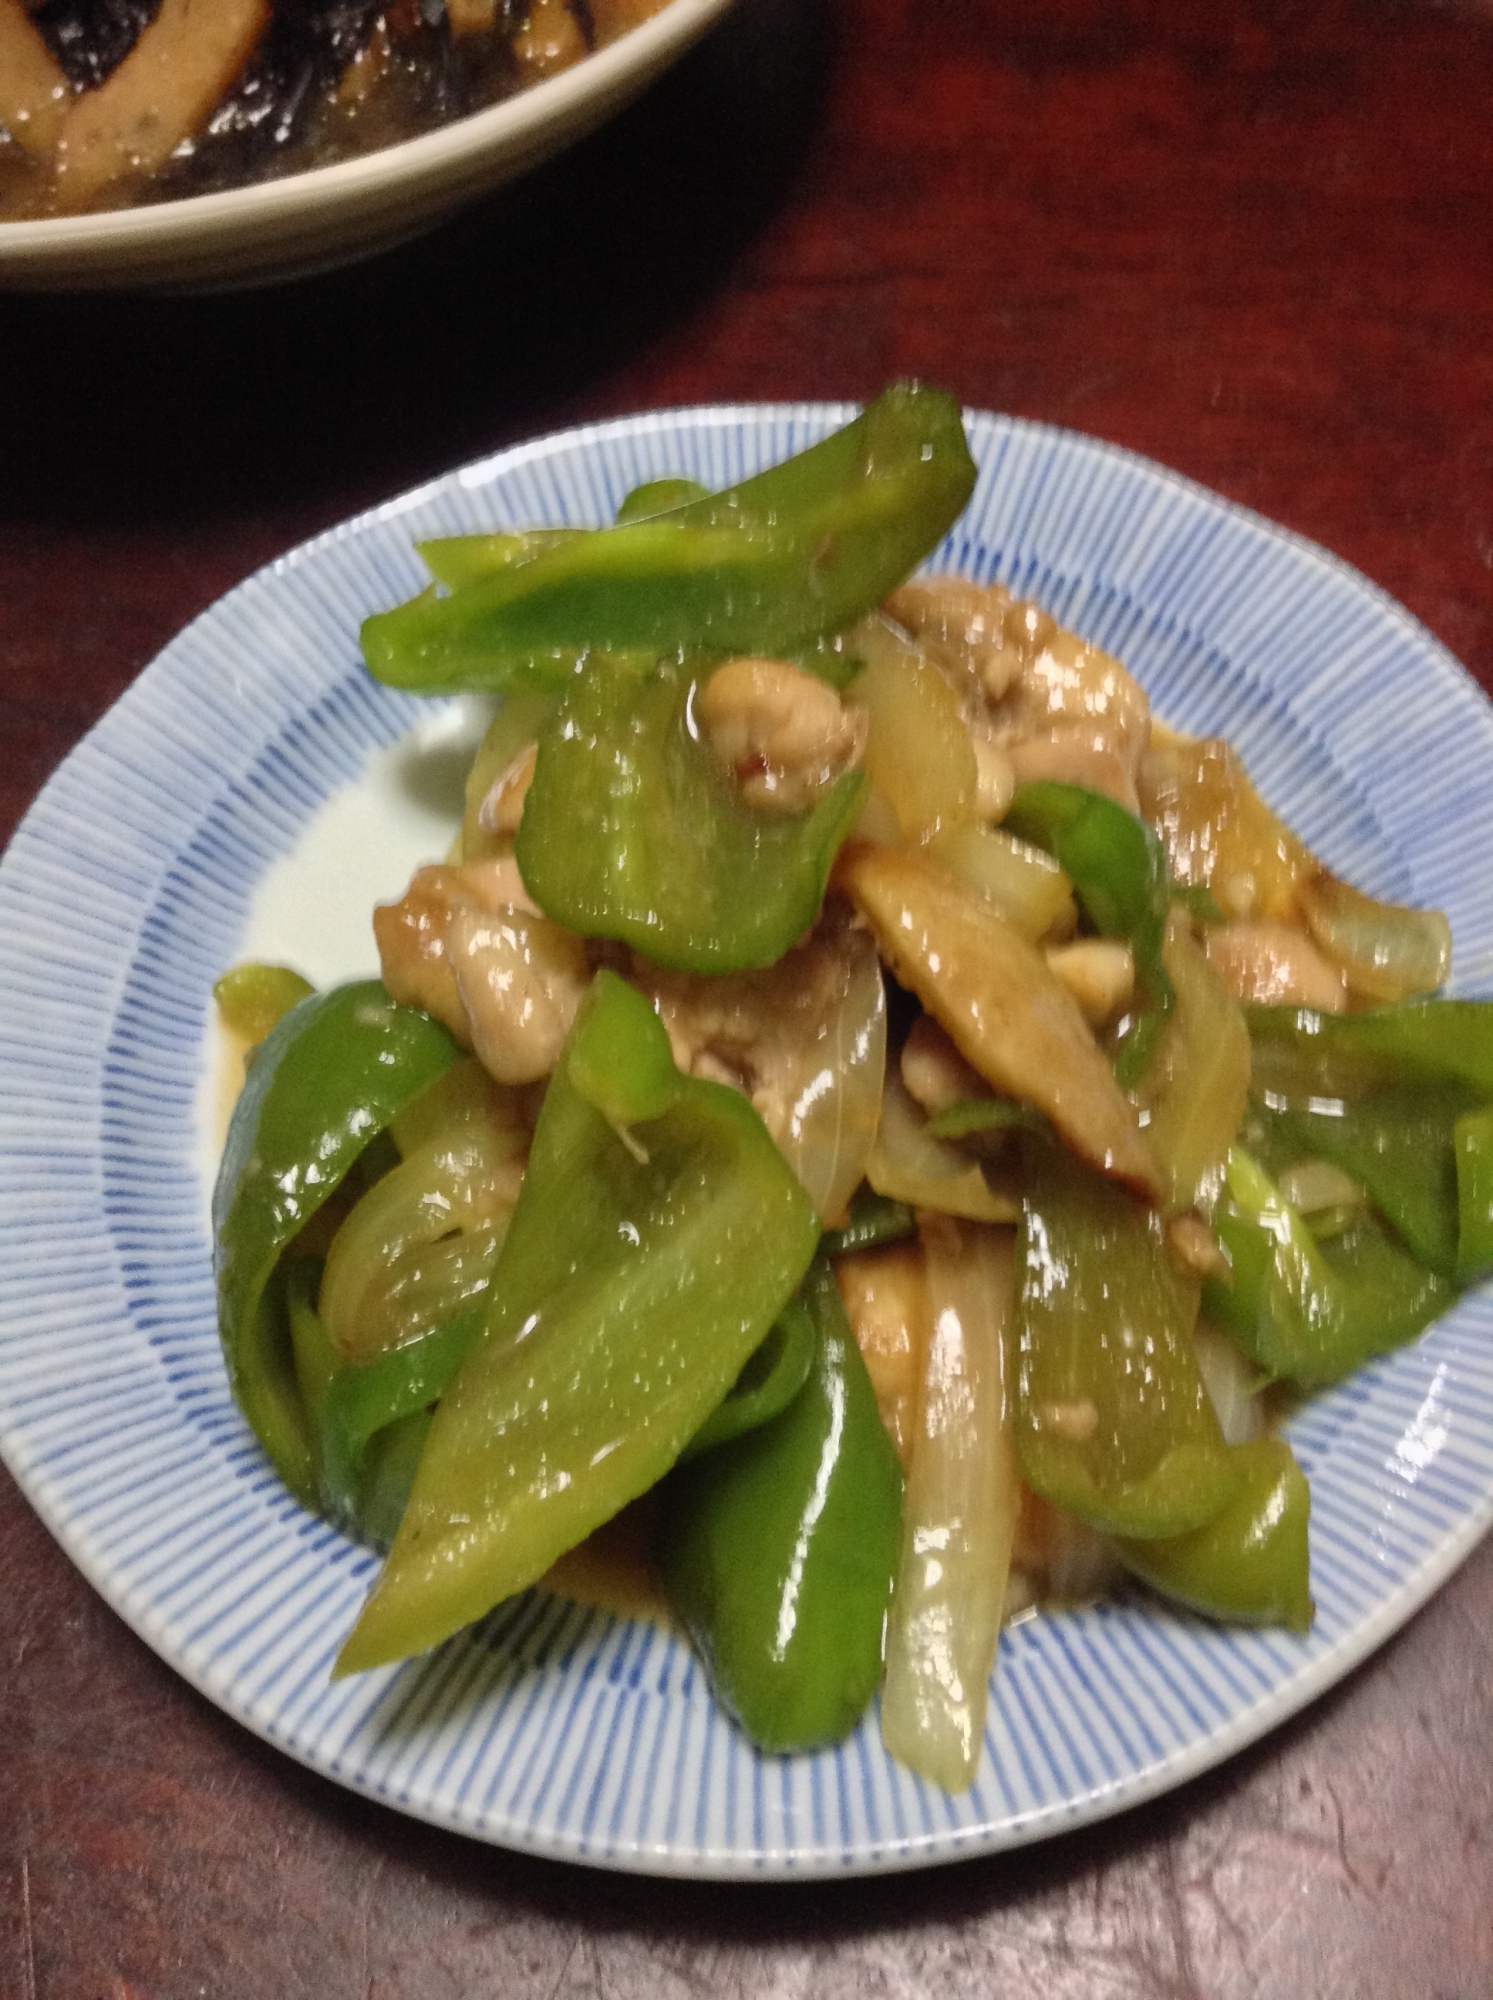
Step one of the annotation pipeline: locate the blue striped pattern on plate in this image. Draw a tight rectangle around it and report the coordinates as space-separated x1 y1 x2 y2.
2 406 1492 1878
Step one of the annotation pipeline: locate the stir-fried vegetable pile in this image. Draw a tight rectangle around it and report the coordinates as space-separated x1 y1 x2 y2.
214 385 1493 1791
0 0 668 220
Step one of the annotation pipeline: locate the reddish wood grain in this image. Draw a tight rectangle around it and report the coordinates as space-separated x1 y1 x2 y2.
2 0 1492 1992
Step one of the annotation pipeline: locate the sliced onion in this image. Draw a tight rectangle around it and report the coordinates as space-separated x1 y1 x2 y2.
778 919 887 1224
843 842 1161 1202
866 1069 1019 1224
1276 1156 1369 1218
851 783 904 848
321 1085 527 1366
847 615 977 839
1134 913 1251 1215
880 1219 1020 1793
1193 1320 1264 1446
358 1218 507 1351
1300 871 1452 1004
635 904 885 1226
1138 733 1452 1003
924 821 1077 942
1136 733 1310 923
388 1055 526 1157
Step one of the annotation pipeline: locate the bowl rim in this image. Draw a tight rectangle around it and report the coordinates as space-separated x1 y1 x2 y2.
0 0 731 260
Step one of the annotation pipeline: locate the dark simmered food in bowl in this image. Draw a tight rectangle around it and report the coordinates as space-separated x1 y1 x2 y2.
0 0 674 220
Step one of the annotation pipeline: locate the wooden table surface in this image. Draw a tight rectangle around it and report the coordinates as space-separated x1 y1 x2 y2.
3 0 1492 1992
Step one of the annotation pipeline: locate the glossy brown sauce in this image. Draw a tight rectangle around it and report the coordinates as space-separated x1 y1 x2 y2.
539 1495 674 1628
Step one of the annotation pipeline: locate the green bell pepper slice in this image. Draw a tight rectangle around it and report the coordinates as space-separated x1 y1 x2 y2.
320 1308 484 1534
1248 998 1493 1098
359 384 977 695
413 482 709 598
1204 1147 1452 1384
283 1256 466 1549
1004 781 1175 1085
925 1097 1042 1140
213 983 461 1506
416 529 578 592
315 1282 813 1554
1015 1141 1241 1538
820 1188 917 1256
1455 1106 1493 1284
614 477 709 524
1248 1001 1493 1279
355 1411 436 1552
286 1252 486 1549
1245 1077 1466 1277
335 970 821 1674
213 961 315 1042
1113 1437 1312 1631
285 1254 339 1433
680 1295 817 1463
659 1258 904 1751
515 653 866 972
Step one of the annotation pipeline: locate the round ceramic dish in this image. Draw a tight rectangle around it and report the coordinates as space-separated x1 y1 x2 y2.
0 0 729 293
2 404 1493 1878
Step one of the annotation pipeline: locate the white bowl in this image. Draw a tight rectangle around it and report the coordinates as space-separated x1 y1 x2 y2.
0 0 731 294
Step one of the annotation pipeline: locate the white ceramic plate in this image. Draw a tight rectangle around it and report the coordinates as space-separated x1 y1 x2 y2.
0 0 729 293
3 405 1493 1878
